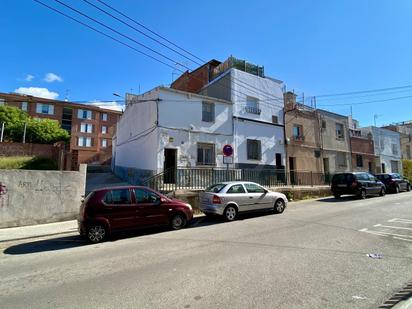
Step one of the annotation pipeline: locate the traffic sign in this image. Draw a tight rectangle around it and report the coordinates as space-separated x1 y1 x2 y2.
223 144 233 157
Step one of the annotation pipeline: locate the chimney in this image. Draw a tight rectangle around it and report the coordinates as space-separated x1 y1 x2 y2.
284 91 297 111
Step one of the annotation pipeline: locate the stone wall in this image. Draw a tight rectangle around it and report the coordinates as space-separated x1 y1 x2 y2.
0 164 86 228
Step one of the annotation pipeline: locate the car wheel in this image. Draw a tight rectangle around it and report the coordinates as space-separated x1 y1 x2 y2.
379 187 386 196
407 184 411 192
333 193 341 199
87 224 107 243
395 185 400 194
170 213 187 230
274 199 286 214
224 205 238 221
359 189 367 199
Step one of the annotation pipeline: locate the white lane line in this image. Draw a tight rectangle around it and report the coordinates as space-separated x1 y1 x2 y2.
393 237 412 242
388 219 412 224
374 224 412 231
359 228 368 232
364 230 412 238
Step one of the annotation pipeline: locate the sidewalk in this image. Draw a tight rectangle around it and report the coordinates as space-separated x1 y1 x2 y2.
0 220 78 243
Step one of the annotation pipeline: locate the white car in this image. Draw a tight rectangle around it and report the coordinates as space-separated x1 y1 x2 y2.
199 181 288 221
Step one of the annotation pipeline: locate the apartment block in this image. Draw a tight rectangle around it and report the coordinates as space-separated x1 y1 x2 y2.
0 92 121 166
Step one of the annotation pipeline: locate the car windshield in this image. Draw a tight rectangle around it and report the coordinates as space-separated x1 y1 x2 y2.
332 174 354 183
205 183 226 193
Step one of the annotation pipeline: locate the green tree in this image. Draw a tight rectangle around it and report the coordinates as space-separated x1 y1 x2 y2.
0 105 28 141
403 159 412 182
0 105 70 144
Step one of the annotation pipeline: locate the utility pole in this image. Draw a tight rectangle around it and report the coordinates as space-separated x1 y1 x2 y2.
0 122 4 142
22 121 27 143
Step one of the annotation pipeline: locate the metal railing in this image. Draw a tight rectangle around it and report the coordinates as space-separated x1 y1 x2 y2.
142 167 332 193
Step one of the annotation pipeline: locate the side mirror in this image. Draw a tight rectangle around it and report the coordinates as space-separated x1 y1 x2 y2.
263 189 269 194
160 197 168 204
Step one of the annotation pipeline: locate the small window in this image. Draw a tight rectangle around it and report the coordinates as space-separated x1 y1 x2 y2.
322 120 326 129
336 152 347 167
244 183 265 193
80 123 93 133
101 139 108 148
245 96 260 114
392 144 398 155
104 189 131 205
78 109 92 119
21 102 28 111
197 143 215 165
0 99 5 106
336 123 344 139
247 139 261 160
102 113 108 121
202 102 215 122
78 137 92 147
134 189 159 204
272 115 278 124
356 154 363 167
293 125 303 140
227 184 246 194
102 126 107 134
36 103 54 115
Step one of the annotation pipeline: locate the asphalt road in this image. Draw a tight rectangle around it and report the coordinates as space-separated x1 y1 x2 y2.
1 192 412 309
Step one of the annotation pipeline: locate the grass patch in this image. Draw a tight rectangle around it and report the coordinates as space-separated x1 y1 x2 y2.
0 156 58 170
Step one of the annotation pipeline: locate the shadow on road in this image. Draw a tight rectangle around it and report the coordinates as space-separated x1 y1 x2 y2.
3 211 280 255
3 235 88 255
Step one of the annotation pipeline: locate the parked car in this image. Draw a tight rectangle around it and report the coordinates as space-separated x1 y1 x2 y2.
199 181 288 221
78 186 193 243
375 173 411 193
331 172 386 199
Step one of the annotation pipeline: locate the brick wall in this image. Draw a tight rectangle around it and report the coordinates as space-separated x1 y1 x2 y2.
0 142 58 159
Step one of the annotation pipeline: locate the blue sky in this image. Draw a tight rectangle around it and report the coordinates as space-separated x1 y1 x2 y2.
1 0 412 126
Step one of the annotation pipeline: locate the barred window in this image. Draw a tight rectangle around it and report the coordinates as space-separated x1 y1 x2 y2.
356 154 363 167
247 139 261 160
197 143 215 165
202 102 215 122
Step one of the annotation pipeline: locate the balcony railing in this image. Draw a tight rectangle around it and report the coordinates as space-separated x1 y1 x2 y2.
292 135 305 142
245 106 261 115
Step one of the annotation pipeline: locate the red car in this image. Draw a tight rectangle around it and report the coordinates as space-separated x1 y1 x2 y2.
78 186 193 243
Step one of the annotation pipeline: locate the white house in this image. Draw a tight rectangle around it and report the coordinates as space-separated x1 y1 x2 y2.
360 126 402 174
200 59 286 170
113 86 233 178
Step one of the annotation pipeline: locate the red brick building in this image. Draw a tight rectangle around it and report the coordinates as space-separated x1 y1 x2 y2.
0 92 121 166
171 59 221 93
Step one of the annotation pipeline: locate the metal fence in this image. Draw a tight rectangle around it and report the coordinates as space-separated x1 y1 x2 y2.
142 167 332 192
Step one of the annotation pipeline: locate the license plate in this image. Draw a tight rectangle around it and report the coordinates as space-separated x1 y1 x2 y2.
338 184 347 188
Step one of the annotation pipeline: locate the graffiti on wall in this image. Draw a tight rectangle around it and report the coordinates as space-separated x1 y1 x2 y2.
0 182 8 208
17 180 71 193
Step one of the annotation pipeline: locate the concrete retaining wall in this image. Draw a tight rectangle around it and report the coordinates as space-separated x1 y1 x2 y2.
0 164 86 228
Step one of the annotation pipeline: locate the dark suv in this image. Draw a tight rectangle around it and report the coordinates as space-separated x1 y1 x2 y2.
375 173 411 193
78 186 193 243
331 172 386 199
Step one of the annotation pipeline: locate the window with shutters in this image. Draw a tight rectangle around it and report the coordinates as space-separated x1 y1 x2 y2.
80 123 93 133
247 139 261 160
202 102 215 122
36 103 54 115
78 137 92 147
77 109 92 119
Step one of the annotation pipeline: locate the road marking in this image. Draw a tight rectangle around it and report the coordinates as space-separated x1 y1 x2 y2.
393 237 412 242
374 224 412 231
363 230 412 239
388 218 412 224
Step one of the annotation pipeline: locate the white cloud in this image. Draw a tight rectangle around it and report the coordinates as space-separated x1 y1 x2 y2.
25 74 34 81
44 73 63 83
87 101 124 112
14 87 59 100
